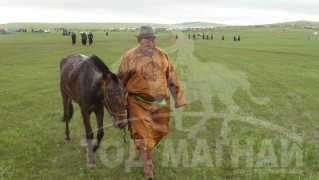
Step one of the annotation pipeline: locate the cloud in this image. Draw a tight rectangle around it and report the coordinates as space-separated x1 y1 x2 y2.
1 0 318 25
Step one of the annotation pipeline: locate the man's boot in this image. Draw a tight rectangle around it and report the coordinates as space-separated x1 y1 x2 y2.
141 150 153 179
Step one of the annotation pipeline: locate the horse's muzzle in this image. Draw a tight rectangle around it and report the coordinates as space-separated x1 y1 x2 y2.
115 119 128 129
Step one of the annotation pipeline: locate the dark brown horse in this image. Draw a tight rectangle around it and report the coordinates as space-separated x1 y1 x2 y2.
60 54 127 167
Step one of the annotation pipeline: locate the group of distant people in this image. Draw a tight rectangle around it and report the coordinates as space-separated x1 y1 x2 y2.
71 31 241 46
187 34 241 41
71 32 94 45
233 35 241 41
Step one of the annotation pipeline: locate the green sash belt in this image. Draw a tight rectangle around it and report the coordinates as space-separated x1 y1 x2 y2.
135 95 166 106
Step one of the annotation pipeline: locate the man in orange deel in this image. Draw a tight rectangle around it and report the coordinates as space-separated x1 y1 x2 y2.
118 25 187 179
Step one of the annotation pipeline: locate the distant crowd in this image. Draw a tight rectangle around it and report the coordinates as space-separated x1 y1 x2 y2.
185 34 241 41
69 31 110 46
70 32 95 46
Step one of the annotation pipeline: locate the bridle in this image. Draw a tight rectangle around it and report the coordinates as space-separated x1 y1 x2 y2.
104 100 127 117
104 86 128 142
104 73 128 142
103 74 126 117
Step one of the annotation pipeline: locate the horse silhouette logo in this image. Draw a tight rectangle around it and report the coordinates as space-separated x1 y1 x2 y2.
104 32 308 171
111 33 305 147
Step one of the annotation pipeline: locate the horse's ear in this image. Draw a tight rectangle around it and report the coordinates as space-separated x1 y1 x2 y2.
102 72 108 80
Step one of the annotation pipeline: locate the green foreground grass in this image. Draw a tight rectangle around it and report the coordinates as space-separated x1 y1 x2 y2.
1 26 319 179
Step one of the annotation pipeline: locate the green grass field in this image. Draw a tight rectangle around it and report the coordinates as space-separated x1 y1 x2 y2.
1 24 319 179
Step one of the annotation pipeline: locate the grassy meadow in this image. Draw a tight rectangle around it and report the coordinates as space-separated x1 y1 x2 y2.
1 23 319 179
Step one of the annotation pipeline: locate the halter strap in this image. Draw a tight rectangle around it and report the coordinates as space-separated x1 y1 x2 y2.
103 77 126 117
105 102 126 117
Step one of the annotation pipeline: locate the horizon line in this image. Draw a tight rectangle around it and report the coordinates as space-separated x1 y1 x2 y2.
1 20 318 27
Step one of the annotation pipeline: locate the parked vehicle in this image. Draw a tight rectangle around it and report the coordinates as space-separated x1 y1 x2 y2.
0 29 11 34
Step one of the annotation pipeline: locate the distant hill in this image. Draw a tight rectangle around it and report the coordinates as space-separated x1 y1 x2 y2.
169 22 227 28
103 22 226 28
1 21 317 29
0 21 226 29
263 21 319 27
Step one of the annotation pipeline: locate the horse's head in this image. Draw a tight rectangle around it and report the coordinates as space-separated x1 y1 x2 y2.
103 73 127 129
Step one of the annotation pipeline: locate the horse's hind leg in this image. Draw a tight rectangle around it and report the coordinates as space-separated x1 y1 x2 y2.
93 106 104 152
61 90 73 142
81 109 95 167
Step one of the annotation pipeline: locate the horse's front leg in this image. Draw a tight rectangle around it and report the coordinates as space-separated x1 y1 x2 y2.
81 109 95 167
93 106 104 152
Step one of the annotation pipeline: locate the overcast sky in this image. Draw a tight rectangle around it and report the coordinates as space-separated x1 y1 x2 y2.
1 0 318 25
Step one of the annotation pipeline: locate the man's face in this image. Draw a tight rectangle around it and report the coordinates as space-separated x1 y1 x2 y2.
139 37 156 56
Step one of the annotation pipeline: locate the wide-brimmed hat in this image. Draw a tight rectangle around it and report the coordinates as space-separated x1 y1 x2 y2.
136 25 157 38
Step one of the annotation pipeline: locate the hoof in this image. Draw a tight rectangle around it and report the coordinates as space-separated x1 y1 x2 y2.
93 145 99 152
65 139 70 144
87 163 96 168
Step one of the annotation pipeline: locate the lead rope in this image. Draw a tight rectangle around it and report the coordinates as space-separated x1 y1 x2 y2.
123 128 127 143
123 108 130 143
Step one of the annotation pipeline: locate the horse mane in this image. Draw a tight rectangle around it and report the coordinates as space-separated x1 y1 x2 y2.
89 55 119 83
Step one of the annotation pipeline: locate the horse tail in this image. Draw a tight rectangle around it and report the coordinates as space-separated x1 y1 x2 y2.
61 100 74 122
90 55 119 83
